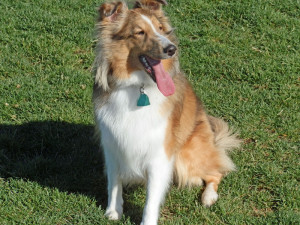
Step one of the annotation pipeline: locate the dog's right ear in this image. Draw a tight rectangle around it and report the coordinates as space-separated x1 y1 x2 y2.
98 1 127 22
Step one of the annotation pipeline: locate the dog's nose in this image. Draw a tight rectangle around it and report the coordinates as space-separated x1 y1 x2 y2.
164 45 177 56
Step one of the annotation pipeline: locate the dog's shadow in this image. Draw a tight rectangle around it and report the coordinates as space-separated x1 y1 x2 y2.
0 121 142 224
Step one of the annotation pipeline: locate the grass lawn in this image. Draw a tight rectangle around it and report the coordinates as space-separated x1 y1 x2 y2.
0 0 299 224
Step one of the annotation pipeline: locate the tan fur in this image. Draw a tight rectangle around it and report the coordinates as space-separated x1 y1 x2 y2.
93 0 241 206
162 77 241 188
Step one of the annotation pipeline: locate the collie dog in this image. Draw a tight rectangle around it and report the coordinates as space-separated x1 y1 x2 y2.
93 1 240 224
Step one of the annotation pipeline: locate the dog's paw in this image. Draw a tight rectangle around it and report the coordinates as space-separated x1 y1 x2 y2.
105 209 122 220
140 217 158 225
140 221 156 225
201 186 218 207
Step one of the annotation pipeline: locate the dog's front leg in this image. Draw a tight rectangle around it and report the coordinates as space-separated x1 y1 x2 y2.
141 158 173 225
104 152 123 220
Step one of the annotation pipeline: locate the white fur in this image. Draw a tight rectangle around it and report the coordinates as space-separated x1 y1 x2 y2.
201 183 219 207
140 15 173 49
96 71 174 225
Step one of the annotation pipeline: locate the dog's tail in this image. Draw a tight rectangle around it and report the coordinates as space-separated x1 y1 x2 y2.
208 116 241 172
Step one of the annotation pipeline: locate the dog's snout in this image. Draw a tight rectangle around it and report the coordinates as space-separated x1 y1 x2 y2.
164 45 177 56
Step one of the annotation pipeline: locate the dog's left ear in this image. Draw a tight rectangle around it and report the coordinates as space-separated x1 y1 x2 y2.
134 0 167 11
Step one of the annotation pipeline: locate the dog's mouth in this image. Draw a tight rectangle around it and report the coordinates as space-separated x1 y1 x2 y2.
139 55 175 97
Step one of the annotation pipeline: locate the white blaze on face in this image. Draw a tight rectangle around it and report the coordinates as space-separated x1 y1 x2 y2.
139 14 176 97
140 14 172 48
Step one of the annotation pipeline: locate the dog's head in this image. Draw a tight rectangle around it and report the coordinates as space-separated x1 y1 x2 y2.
94 0 178 96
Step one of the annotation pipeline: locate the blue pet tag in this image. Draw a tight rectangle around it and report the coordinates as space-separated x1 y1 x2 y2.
137 86 150 107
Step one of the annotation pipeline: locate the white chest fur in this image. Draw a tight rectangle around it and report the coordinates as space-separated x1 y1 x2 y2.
95 71 170 182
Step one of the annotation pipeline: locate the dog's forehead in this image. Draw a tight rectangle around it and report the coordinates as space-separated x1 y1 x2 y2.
129 9 160 26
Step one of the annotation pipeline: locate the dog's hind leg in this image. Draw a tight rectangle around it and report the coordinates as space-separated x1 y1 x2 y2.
201 173 222 207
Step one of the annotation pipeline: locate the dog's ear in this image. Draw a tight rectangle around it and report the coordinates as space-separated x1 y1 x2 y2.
134 0 167 11
98 1 127 22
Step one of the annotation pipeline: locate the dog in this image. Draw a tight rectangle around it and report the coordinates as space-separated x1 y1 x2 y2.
92 1 241 224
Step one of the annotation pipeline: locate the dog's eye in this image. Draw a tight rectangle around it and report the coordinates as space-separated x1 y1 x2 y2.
166 29 174 35
136 30 145 35
159 26 163 31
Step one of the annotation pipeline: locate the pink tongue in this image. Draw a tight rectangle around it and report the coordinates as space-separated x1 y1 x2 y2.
152 62 175 96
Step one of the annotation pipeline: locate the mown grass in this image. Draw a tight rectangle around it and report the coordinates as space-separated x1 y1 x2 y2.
0 0 299 224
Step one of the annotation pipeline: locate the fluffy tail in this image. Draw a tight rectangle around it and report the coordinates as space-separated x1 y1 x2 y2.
208 116 242 173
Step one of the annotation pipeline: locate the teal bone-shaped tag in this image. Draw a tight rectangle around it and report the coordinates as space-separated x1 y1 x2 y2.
137 85 150 106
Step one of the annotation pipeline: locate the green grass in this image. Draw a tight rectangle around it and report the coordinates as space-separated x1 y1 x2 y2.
0 0 299 224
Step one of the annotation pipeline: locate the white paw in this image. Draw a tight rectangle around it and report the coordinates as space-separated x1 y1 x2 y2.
140 221 156 225
140 217 157 225
201 185 219 207
105 209 122 220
